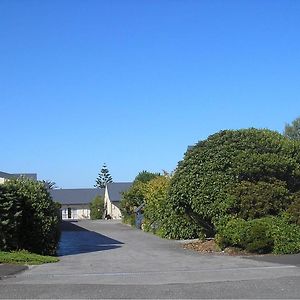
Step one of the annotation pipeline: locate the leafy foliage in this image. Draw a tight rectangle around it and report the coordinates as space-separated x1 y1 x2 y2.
90 195 104 219
95 163 113 188
119 129 300 254
286 192 300 225
284 116 300 140
142 176 170 233
0 178 61 255
0 184 22 251
216 216 300 254
134 171 161 184
120 181 148 217
216 218 274 253
168 128 300 239
142 176 202 239
271 216 300 254
231 180 291 220
120 171 160 222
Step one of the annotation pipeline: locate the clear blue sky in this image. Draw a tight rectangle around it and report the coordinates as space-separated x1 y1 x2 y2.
1 1 299 188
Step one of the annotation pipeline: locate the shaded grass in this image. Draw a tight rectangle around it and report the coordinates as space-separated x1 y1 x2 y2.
0 250 59 265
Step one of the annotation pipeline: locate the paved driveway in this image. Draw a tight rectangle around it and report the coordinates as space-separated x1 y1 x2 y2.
1 220 300 299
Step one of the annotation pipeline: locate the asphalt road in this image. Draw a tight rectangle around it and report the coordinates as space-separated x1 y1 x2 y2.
1 220 300 299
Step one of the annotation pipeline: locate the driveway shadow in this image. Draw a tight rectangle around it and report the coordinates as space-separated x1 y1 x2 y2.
58 221 123 256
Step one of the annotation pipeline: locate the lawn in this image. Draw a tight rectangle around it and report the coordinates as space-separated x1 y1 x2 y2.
0 250 59 265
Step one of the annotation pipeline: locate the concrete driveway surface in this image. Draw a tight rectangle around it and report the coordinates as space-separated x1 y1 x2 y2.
0 220 300 299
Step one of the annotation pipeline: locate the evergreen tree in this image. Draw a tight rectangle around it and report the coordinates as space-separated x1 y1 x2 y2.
94 163 113 188
284 116 300 140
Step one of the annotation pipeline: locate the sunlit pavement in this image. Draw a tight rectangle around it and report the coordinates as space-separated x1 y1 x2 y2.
1 220 300 299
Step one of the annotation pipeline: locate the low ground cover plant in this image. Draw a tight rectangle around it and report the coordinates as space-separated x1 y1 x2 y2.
0 250 59 265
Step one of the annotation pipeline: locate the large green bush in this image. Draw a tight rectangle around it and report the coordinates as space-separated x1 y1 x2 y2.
168 129 300 239
216 216 300 254
120 171 160 222
0 184 22 250
216 218 274 253
0 179 61 255
90 195 104 219
286 192 300 225
120 180 147 222
143 176 170 232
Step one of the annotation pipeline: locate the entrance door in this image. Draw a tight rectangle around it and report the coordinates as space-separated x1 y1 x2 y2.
68 207 72 219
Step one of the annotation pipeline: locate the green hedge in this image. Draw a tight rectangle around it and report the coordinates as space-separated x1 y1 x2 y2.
0 179 61 255
216 216 300 254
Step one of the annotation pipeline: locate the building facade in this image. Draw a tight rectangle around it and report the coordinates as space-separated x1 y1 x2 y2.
50 188 104 220
0 171 37 183
104 182 132 219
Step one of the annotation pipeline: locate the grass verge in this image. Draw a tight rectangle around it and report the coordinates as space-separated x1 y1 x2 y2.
0 250 59 265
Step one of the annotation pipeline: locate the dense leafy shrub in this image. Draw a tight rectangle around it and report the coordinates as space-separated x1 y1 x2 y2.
120 181 147 221
141 176 193 238
168 129 300 239
120 171 160 222
286 192 300 225
0 179 61 255
215 218 247 249
90 195 104 219
231 180 291 220
0 184 22 250
134 170 161 184
270 215 300 254
143 176 170 232
157 208 202 239
122 213 136 226
216 216 300 254
243 220 274 253
216 218 274 253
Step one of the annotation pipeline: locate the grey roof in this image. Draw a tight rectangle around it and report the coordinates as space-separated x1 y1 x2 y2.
13 173 37 180
50 188 104 205
0 171 37 180
0 171 11 179
106 182 132 202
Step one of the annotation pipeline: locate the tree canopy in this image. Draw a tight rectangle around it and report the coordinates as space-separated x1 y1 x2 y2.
168 128 300 238
134 170 160 184
284 116 300 140
95 163 113 188
120 171 160 225
120 129 300 254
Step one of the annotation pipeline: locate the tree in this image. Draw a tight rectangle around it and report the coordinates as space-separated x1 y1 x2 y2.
168 128 300 239
90 195 104 219
94 163 113 188
134 171 160 184
284 116 300 140
120 171 160 225
142 176 170 233
120 181 147 225
42 180 57 190
0 178 61 255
